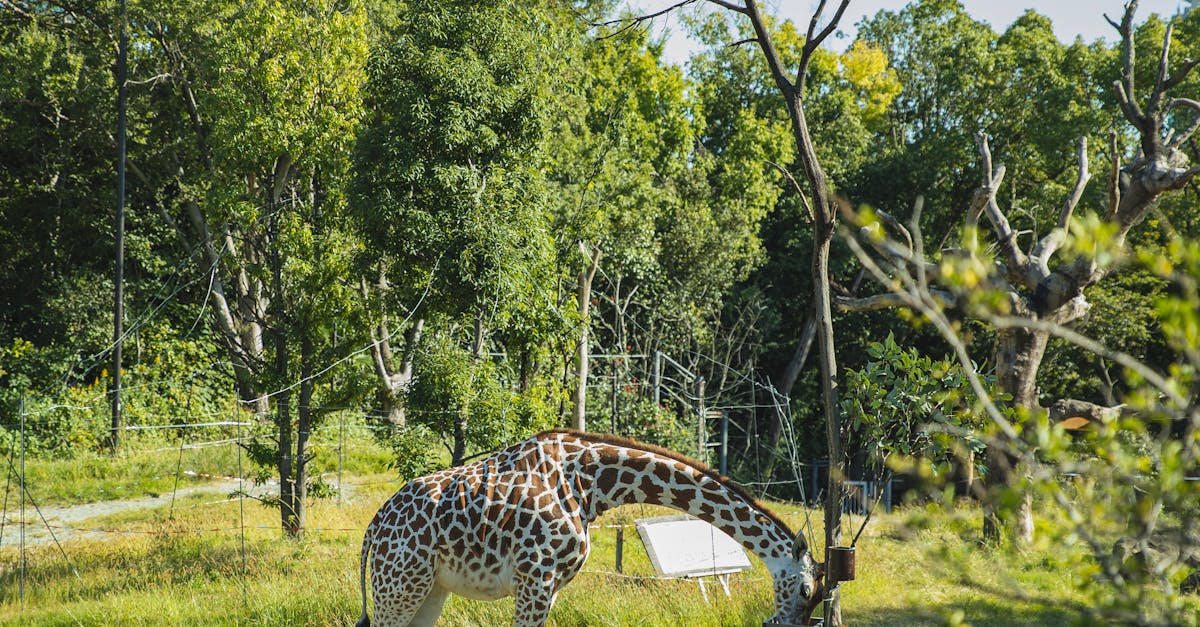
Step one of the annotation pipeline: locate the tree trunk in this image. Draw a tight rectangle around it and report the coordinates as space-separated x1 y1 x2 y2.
519 346 533 393
813 221 844 627
375 318 423 427
983 325 1048 543
738 2 850 621
993 326 1049 410
275 339 296 535
571 248 601 431
186 200 267 417
291 333 314 541
452 314 486 467
267 196 299 538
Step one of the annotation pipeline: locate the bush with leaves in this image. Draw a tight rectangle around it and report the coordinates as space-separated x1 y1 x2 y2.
841 332 990 479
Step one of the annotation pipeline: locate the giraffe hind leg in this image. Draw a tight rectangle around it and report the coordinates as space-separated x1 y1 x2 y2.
408 583 449 627
370 551 437 627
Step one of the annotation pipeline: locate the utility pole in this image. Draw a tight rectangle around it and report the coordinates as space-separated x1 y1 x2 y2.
110 0 128 453
19 394 26 607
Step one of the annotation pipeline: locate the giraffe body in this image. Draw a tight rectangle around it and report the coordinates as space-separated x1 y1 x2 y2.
355 429 821 627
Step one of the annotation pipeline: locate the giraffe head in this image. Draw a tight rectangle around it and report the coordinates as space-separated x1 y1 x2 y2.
766 533 822 625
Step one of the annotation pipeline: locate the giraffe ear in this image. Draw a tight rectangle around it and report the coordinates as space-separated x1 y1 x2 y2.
792 532 809 560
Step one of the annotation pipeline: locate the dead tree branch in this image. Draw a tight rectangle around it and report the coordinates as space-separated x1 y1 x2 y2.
1032 137 1090 270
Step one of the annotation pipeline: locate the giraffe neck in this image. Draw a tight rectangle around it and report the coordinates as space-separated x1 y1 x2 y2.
574 438 795 566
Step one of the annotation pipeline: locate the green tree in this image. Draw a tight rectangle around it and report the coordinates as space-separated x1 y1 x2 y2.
125 0 369 537
545 26 700 430
352 0 566 464
682 8 899 489
0 2 234 451
0 5 125 403
604 2 869 623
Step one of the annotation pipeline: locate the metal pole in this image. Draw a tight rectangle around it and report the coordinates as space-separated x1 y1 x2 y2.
337 406 344 507
610 370 618 435
696 378 706 463
719 412 729 477
652 350 662 410
612 281 620 435
110 0 129 453
19 394 26 608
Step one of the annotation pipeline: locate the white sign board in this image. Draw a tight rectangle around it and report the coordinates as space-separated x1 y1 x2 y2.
635 515 753 578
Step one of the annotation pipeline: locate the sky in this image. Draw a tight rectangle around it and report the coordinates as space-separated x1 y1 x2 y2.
644 0 1188 64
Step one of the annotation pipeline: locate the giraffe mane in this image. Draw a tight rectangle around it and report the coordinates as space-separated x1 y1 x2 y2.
538 428 795 535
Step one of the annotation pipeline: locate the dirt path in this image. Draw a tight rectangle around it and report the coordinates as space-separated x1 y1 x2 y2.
0 480 273 547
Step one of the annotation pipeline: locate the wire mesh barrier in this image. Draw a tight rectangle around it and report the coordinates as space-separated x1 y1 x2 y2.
0 313 828 621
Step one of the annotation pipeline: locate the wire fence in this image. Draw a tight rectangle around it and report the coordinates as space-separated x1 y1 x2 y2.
0 252 826 613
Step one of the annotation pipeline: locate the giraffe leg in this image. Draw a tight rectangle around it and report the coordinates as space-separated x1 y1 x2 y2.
407 583 449 627
512 574 559 627
370 550 437 627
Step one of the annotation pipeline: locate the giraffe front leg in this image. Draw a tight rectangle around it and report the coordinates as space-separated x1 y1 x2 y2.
512 573 560 627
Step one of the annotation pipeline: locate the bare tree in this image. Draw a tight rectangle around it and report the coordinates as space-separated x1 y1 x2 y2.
838 1 1200 543
598 0 852 622
842 190 1200 626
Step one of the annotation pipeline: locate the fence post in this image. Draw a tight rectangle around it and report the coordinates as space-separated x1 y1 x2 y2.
610 363 618 435
652 351 662 410
615 526 624 574
338 406 344 507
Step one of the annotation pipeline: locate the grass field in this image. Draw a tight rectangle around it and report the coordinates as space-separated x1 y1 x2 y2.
1 443 1197 625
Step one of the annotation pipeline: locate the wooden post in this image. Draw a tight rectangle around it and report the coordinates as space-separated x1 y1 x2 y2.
615 526 624 574
19 394 26 608
110 0 128 454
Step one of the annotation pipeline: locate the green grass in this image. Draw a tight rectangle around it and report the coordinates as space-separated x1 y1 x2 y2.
1 437 1197 626
5 484 1195 626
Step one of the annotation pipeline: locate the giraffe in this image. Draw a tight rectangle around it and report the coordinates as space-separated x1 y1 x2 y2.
355 429 824 627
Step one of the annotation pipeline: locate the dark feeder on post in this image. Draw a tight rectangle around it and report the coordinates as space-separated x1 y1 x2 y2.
827 546 856 582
